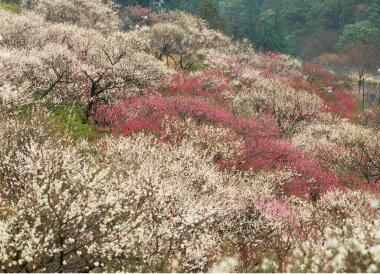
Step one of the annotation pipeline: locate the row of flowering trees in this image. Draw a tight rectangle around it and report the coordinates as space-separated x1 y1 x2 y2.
1 0 380 273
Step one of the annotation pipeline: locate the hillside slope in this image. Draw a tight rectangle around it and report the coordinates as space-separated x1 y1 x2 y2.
1 1 380 273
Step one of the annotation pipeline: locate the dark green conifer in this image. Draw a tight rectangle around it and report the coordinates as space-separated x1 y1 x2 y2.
271 5 287 52
228 0 246 40
246 11 259 46
197 0 226 32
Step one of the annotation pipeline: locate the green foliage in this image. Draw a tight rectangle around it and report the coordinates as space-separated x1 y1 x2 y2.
287 35 298 56
228 0 246 40
48 102 96 140
0 1 21 13
337 20 379 49
259 9 275 25
245 13 260 47
259 5 289 53
272 5 287 51
366 80 378 86
279 0 314 34
9 101 97 143
369 0 380 28
115 0 380 57
318 0 343 30
197 0 226 32
187 59 209 72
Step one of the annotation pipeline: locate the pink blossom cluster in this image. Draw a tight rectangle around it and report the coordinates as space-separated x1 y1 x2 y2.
121 4 159 30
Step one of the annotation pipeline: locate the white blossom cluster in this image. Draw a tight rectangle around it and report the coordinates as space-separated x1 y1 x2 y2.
0 110 223 272
293 117 380 183
142 9 252 71
287 217 380 273
2 1 380 273
233 76 325 135
0 7 170 106
0 107 339 272
0 36 17 101
21 0 121 33
259 189 380 273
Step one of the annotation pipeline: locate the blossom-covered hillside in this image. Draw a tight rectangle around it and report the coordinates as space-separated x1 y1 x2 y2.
1 1 380 273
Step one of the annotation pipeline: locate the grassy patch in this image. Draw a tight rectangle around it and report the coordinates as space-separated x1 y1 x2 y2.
188 60 209 72
48 101 97 141
0 1 21 13
11 100 103 141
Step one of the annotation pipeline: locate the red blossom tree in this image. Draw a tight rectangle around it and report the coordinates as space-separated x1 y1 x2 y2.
121 4 159 30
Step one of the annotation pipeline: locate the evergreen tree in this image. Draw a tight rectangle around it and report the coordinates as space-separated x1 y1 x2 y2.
279 0 313 33
197 0 226 32
246 11 259 46
369 0 380 29
337 20 379 50
241 0 258 18
260 21 273 50
258 5 288 53
243 0 262 47
338 0 359 28
287 36 298 56
271 5 287 52
228 0 246 40
251 0 262 20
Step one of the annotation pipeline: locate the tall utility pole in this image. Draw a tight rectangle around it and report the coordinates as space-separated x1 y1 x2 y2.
151 0 164 14
363 77 365 109
149 0 163 22
150 0 153 21
219 1 231 21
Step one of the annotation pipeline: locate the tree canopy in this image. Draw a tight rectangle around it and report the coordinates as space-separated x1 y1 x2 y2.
112 0 380 57
197 0 226 32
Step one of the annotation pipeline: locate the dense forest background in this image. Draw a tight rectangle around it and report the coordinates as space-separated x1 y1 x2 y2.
111 0 380 60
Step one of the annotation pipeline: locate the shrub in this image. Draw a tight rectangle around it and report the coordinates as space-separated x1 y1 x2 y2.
187 60 209 72
48 102 96 140
0 2 20 13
